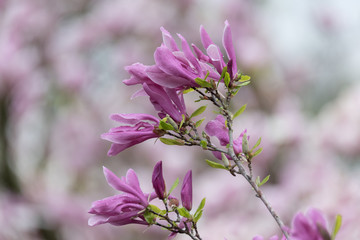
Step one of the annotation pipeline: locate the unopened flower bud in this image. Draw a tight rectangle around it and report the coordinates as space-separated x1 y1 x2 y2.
181 170 192 211
221 153 230 168
242 133 249 154
166 115 179 130
152 161 166 199
168 197 179 208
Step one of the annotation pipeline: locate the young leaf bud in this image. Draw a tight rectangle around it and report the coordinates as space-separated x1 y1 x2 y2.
221 153 230 168
242 133 249 154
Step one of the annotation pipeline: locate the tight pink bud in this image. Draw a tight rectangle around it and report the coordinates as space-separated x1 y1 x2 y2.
181 170 192 211
152 161 166 199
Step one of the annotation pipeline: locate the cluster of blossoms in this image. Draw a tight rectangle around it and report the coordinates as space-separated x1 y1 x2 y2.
89 161 201 239
90 21 342 240
101 20 241 157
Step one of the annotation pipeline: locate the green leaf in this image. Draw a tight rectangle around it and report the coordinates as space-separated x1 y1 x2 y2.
233 104 247 119
177 207 192 219
239 75 251 82
205 159 227 170
238 81 251 87
220 66 228 80
255 176 261 186
160 138 185 146
200 140 207 149
168 178 180 195
331 214 342 240
251 137 262 151
190 105 207 119
258 175 270 187
195 198 206 217
224 72 230 87
252 148 263 157
159 119 175 131
179 114 186 129
183 88 194 94
203 70 210 80
216 66 227 87
148 204 162 214
218 66 228 87
194 210 203 223
195 118 205 128
231 87 241 97
143 209 156 224
195 78 213 88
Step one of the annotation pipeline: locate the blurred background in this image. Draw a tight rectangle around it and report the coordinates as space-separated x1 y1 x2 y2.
1 0 360 239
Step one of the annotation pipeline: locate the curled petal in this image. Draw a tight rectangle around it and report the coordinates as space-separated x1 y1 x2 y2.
154 46 198 83
146 65 191 88
223 20 237 78
110 113 159 125
161 27 179 52
123 63 152 86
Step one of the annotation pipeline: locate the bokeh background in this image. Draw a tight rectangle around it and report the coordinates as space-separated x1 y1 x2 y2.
1 0 360 239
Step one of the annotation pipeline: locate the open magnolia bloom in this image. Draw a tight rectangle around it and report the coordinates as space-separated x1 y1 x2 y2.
124 20 237 90
88 167 156 226
89 161 196 233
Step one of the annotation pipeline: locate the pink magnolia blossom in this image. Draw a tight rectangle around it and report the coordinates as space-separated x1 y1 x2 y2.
142 20 237 89
101 113 161 156
88 167 156 226
205 115 248 159
291 208 331 240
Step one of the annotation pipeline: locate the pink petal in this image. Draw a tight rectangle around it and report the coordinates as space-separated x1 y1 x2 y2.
146 65 190 88
177 33 203 77
154 46 198 81
200 25 213 48
223 20 237 77
161 27 179 52
110 113 159 124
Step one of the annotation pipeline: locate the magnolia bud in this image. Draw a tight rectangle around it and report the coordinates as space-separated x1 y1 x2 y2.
166 115 179 130
221 153 230 168
168 197 179 208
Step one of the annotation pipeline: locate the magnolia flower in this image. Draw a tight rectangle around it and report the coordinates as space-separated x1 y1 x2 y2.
205 115 248 159
291 208 331 240
88 167 156 226
181 170 192 211
101 113 162 156
152 161 166 200
143 20 237 89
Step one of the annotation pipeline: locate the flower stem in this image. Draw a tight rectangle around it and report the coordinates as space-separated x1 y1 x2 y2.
210 87 291 239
